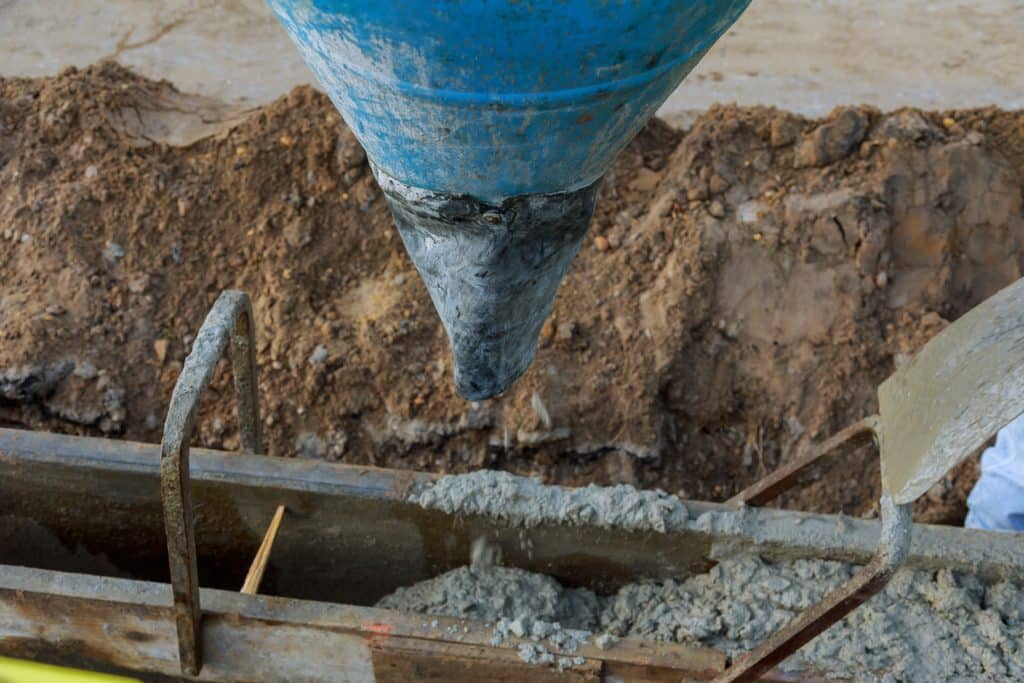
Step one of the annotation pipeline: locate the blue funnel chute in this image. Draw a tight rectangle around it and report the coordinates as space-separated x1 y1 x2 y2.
269 0 750 398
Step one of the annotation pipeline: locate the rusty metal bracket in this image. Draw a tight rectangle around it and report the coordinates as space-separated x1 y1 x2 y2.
727 416 880 507
714 496 911 682
715 417 912 682
161 290 262 675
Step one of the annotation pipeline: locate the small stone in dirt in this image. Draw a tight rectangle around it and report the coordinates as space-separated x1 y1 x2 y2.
84 165 98 179
73 361 98 380
531 391 552 430
296 431 326 459
555 322 575 342
335 133 367 173
128 275 149 294
770 113 802 147
708 173 730 194
879 110 939 142
308 344 328 365
103 242 125 261
594 235 610 252
629 167 660 193
539 319 556 344
295 429 347 460
708 200 725 218
153 338 169 364
737 200 765 224
941 117 965 136
793 107 868 168
283 219 311 249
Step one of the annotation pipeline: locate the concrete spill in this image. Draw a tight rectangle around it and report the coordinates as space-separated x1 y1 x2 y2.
395 471 1024 680
378 555 1024 681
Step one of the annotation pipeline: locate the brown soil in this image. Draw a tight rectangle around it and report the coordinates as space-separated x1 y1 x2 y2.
3 63 1023 524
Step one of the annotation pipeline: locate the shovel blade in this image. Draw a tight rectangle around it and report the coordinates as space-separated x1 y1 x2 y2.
879 277 1024 504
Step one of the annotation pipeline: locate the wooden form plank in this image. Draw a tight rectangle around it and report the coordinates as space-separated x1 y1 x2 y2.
2 427 1022 599
0 428 718 603
370 637 602 682
2 427 1021 680
0 564 724 682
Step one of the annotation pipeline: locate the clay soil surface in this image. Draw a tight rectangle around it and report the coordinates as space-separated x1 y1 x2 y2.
3 64 1023 524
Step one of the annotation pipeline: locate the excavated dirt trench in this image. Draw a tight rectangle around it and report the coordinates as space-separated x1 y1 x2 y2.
2 63 1023 523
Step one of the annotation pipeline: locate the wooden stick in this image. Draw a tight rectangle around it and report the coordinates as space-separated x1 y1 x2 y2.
241 505 285 595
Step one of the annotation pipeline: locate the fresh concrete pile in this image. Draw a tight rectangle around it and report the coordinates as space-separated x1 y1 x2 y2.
378 555 1024 681
385 471 1024 681
605 555 1024 681
376 565 598 669
376 565 600 630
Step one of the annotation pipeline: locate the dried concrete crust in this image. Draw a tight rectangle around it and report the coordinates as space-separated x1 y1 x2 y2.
409 470 689 532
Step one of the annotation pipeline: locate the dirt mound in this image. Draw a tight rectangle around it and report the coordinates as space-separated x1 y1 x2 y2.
2 63 1023 523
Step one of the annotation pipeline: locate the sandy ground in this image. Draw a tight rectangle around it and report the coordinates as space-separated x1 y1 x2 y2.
3 65 1022 524
2 0 1022 117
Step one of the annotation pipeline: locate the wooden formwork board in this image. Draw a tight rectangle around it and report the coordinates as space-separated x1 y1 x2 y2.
2 427 1022 681
0 564 728 682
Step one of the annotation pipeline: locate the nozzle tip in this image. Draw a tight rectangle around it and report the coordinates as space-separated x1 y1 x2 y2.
375 167 600 401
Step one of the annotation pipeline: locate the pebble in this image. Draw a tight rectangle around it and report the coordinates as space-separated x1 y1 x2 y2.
104 242 125 261
308 344 329 365
629 167 661 193
708 200 726 218
793 108 868 168
153 339 169 364
73 361 98 380
942 117 964 135
594 235 610 252
539 319 556 344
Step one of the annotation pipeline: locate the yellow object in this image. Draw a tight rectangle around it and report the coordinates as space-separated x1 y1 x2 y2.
0 657 139 683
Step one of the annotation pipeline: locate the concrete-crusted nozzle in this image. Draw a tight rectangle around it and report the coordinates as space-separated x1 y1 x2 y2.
374 167 600 400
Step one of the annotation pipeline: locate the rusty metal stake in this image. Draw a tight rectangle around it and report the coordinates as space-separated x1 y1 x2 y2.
715 417 912 682
713 497 911 683
727 417 879 507
161 290 262 675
